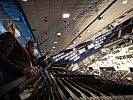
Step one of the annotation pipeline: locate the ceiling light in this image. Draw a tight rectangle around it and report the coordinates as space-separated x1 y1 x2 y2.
99 19 104 22
54 41 58 44
57 33 61 36
98 16 104 22
120 18 123 21
63 13 70 18
122 0 128 4
51 50 53 51
22 0 28 1
87 30 90 33
74 42 76 44
52 47 55 48
115 22 119 25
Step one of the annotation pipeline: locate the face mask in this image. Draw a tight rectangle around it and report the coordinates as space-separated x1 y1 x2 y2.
15 29 21 38
34 49 38 55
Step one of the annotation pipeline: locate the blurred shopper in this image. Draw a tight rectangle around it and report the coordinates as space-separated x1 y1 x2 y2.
45 52 53 65
26 40 47 68
26 40 38 66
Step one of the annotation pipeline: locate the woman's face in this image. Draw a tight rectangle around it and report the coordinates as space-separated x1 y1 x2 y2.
30 43 37 50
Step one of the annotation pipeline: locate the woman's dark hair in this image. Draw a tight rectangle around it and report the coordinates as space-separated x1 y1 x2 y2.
26 40 36 47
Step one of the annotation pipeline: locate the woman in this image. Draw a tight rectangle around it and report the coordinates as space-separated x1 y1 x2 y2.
0 19 42 100
0 19 41 81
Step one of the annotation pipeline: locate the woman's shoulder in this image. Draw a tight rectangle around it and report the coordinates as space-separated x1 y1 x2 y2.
2 32 15 38
0 32 16 43
4 31 14 35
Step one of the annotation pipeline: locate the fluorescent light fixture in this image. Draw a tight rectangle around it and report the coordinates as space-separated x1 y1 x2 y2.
87 30 90 33
122 0 128 4
63 13 70 18
99 19 104 22
87 43 95 49
22 0 28 1
52 47 55 48
54 41 58 44
57 33 61 36
79 48 86 54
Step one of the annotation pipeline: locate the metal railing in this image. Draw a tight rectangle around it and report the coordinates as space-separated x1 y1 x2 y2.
0 62 55 100
0 75 28 97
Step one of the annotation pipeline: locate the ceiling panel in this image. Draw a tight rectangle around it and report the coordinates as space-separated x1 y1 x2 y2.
19 0 133 54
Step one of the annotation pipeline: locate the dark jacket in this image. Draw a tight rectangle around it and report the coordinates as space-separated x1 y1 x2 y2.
26 47 47 68
0 32 31 78
26 47 38 66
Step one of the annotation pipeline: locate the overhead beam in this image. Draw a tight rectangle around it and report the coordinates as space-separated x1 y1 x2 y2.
62 0 117 51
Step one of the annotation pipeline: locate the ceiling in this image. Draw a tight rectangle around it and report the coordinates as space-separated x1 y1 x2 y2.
18 0 133 54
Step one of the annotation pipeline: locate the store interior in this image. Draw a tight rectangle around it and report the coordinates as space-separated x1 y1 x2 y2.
0 0 133 99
